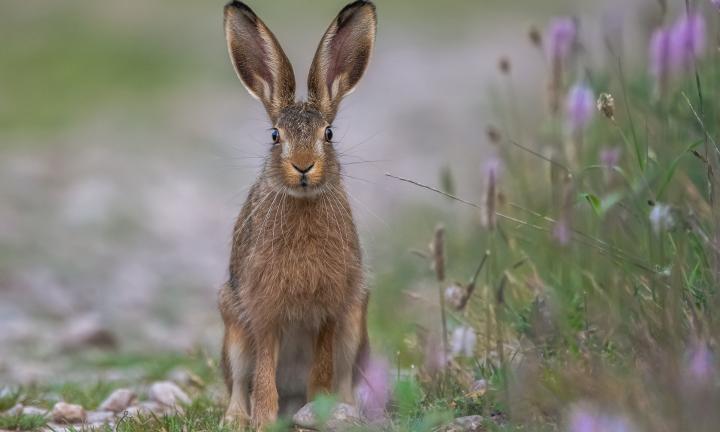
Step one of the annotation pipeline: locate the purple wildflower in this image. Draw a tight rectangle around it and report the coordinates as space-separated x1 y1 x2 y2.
568 407 598 432
547 18 578 61
565 83 595 135
600 147 621 169
670 13 706 72
686 341 714 383
547 17 578 113
649 27 672 96
356 356 391 422
567 404 635 432
713 0 720 11
553 219 572 246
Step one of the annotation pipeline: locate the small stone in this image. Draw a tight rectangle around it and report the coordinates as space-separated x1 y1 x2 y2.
4 403 23 416
148 381 190 409
86 410 115 424
439 415 485 432
293 402 361 431
51 402 86 424
98 388 136 413
23 405 49 417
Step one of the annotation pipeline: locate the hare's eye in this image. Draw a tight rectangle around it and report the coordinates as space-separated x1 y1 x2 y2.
324 127 334 142
271 128 280 144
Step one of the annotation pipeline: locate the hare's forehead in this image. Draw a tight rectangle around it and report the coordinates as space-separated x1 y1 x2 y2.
276 106 326 142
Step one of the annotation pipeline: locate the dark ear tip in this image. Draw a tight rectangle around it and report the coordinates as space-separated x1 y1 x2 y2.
338 0 376 24
224 1 257 21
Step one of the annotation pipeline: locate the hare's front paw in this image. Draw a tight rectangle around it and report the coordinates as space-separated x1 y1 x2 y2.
222 407 250 430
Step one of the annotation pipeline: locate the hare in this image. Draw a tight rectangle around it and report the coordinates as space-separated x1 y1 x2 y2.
218 0 377 428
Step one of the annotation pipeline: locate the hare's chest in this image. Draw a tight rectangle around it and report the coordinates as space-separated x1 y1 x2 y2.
246 199 359 320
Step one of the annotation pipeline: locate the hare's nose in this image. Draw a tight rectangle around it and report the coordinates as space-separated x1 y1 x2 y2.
291 162 315 174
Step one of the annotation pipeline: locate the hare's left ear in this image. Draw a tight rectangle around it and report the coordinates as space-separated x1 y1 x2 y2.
307 0 376 122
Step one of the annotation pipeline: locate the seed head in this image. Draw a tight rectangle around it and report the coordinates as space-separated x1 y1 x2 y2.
486 126 502 144
529 26 543 48
498 56 511 75
596 93 615 120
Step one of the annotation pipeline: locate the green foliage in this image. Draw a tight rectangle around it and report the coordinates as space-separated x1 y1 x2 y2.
0 414 47 431
0 388 20 412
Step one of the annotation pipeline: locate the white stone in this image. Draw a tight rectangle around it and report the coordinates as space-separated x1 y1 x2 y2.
148 381 190 408
86 410 115 424
98 388 136 413
51 402 86 424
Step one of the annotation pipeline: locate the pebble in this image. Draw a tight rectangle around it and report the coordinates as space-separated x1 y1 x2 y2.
98 388 136 413
293 402 361 431
51 402 86 424
148 381 190 408
86 410 115 424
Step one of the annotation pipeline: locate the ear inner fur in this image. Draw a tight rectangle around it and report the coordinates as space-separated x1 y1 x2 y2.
307 0 377 122
224 1 296 120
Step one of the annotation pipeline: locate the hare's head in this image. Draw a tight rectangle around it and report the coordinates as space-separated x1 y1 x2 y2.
224 1 376 198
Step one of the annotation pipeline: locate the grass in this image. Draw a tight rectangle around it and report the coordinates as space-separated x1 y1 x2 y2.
0 414 47 431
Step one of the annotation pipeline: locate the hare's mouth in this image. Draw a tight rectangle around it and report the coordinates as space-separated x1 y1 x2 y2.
286 183 325 199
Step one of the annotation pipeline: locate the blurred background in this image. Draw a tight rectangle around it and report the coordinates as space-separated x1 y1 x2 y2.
1 0 656 384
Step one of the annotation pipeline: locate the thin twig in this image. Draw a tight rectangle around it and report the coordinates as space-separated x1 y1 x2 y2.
386 172 656 272
681 92 720 156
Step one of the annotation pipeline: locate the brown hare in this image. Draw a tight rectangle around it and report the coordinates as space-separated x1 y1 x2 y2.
218 0 377 428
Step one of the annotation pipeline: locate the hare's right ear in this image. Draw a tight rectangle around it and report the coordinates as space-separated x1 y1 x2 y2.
307 1 377 122
224 1 295 121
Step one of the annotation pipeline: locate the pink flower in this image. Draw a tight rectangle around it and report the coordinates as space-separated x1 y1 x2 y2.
547 18 578 61
567 404 635 432
356 355 391 422
650 27 671 85
670 13 706 72
565 83 595 135
553 219 572 246
686 341 714 383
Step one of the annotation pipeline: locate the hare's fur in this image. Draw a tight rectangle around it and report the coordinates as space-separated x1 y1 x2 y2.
218 1 376 428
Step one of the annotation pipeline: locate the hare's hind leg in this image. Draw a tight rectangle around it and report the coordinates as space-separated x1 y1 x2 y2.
222 322 253 426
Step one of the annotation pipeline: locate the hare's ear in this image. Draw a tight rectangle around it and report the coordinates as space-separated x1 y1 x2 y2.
307 1 376 122
224 1 295 121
